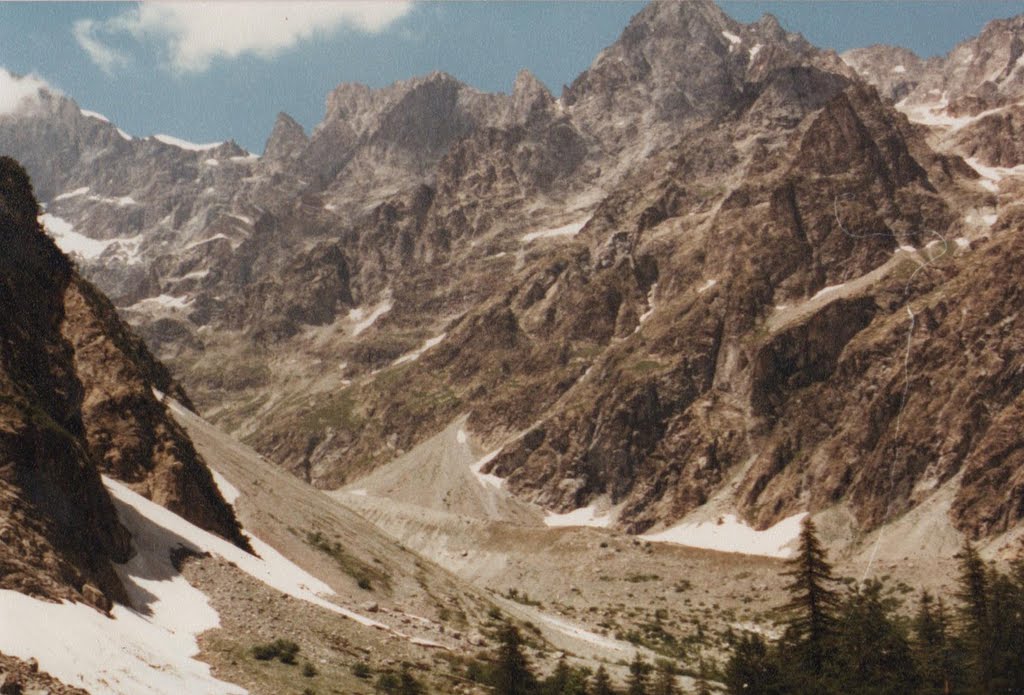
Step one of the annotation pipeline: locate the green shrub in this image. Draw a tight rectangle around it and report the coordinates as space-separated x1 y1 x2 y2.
352 661 373 679
302 661 318 677
250 638 300 664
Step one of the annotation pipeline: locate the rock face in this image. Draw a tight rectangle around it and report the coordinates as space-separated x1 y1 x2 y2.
3 3 1024 543
0 157 248 610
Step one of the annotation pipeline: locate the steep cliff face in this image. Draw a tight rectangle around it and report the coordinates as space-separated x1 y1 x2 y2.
0 157 131 604
0 156 249 610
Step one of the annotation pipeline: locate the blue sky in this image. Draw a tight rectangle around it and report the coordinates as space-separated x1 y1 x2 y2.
2 2 1024 153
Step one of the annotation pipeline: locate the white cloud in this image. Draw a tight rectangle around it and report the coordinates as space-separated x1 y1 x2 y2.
0 68 55 116
77 2 413 74
74 19 129 75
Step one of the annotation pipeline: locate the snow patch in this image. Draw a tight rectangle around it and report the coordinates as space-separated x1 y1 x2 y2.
722 30 741 45
748 43 762 65
79 108 110 123
522 219 587 243
0 475 249 695
40 213 110 260
130 294 192 311
471 449 504 490
152 133 223 151
210 470 240 505
641 512 808 559
53 186 90 201
966 157 1024 187
184 233 229 250
88 193 137 207
393 333 446 366
349 299 393 336
892 65 906 74
536 613 630 653
543 504 612 528
956 237 971 249
697 278 717 294
203 158 219 166
105 477 388 629
811 283 845 300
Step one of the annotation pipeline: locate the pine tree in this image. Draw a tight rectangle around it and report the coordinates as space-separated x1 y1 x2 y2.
955 540 991 691
723 632 784 695
984 570 1024 693
493 624 537 695
626 653 650 695
780 516 839 678
828 579 918 695
544 657 571 695
693 657 712 695
398 665 424 695
650 660 677 695
912 592 964 695
591 665 616 695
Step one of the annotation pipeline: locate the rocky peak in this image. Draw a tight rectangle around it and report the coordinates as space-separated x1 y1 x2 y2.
263 111 309 161
841 45 928 101
511 69 555 126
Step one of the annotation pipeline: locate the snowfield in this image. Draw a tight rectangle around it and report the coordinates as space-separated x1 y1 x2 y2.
640 512 807 559
39 213 110 260
0 468 415 695
543 504 613 528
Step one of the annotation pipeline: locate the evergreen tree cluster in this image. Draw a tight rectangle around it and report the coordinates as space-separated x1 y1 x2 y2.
724 518 1024 695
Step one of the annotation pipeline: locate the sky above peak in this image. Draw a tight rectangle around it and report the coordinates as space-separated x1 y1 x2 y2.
2 1 1024 153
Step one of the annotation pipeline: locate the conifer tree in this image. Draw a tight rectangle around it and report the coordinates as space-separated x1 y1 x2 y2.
828 579 918 695
780 517 839 677
626 653 650 695
494 624 537 695
955 540 991 691
912 592 963 695
591 665 616 695
693 657 712 695
984 570 1024 693
723 632 783 695
650 660 677 695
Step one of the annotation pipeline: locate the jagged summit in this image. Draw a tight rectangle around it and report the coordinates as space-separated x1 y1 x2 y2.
262 111 308 160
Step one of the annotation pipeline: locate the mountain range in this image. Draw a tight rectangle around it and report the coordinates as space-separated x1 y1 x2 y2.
2 1 1024 692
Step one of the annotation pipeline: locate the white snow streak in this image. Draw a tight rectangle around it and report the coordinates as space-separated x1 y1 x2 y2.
53 187 91 202
79 108 110 123
210 469 241 505
722 30 741 45
349 299 393 336
811 282 845 300
152 133 223 151
393 333 446 366
471 449 504 490
536 613 630 653
522 219 587 243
